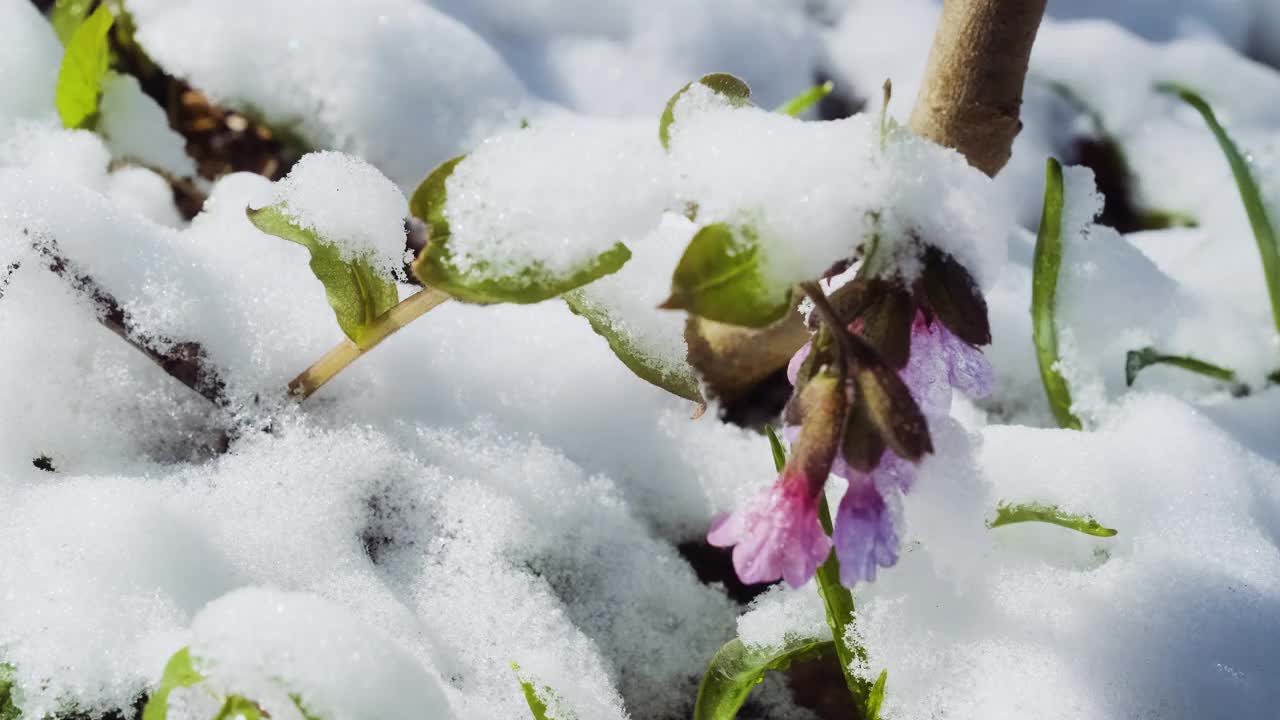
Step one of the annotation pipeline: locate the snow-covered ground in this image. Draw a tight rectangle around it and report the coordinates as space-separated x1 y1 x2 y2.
3 0 1280 718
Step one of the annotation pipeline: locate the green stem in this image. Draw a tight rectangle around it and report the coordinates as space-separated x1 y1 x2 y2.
815 494 873 716
288 287 450 400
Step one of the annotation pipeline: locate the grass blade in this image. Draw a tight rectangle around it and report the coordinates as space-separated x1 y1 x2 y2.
1032 158 1083 430
775 81 834 117
1125 346 1246 395
1159 83 1280 340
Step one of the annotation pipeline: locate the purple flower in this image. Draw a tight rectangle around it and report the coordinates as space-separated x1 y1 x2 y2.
901 313 994 415
707 473 833 587
833 465 907 585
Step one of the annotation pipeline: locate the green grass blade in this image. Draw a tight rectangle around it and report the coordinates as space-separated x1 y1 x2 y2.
1125 346 1243 393
1032 158 1083 430
775 81 834 117
1159 83 1280 340
988 502 1117 537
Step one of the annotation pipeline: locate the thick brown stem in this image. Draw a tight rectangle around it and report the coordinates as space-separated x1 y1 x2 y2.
909 0 1048 177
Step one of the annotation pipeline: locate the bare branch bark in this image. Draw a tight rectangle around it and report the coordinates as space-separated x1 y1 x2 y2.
909 0 1048 177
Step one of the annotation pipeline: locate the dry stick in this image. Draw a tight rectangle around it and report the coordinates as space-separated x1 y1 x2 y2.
288 287 451 400
686 0 1047 403
31 234 230 410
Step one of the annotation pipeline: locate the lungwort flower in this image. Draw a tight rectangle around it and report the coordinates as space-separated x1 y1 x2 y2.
710 245 994 589
707 372 844 587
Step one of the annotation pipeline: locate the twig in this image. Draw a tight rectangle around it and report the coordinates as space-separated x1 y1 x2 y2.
28 231 229 409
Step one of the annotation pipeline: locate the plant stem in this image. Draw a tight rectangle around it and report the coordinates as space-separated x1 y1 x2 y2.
288 287 450 400
815 494 873 716
910 0 1048 177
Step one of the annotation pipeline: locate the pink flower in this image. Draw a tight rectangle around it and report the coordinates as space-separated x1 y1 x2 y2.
707 471 833 587
833 467 906 586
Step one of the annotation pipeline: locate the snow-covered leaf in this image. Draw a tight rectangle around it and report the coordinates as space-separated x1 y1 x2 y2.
866 670 888 720
248 204 398 347
512 664 575 720
1032 158 1083 430
693 637 832 720
213 696 266 720
142 647 205 720
0 664 18 720
988 502 1118 537
659 73 752 150
564 290 702 402
663 223 793 328
55 3 113 129
410 155 632 304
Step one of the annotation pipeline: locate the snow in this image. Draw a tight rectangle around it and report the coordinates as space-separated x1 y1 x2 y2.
98 73 197 180
266 151 409 275
668 84 1010 290
123 0 529 190
4 1 1280 719
182 588 450 720
0 0 61 123
443 115 669 279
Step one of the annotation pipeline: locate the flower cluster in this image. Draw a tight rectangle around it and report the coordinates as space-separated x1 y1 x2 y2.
708 248 994 588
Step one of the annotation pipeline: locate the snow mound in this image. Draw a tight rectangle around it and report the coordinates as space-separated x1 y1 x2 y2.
267 151 408 275
444 115 669 279
124 0 528 190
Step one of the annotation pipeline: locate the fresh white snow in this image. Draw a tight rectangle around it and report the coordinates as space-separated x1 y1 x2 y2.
3 0 1280 718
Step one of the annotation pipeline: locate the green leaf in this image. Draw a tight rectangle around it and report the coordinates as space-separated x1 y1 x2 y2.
693 636 834 720
213 696 265 720
511 663 574 720
0 664 20 720
1159 83 1280 340
563 291 702 402
1125 347 1243 393
247 205 399 347
866 670 888 720
1032 158 1083 430
55 3 114 129
49 0 95 44
410 156 631 304
659 73 752 150
775 81 834 117
988 502 1118 537
143 647 205 720
662 223 793 328
764 424 787 472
